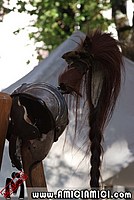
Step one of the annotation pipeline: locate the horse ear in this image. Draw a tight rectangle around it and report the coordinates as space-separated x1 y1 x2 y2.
62 51 80 64
83 36 92 52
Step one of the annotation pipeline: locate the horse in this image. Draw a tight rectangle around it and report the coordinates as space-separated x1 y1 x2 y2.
6 29 123 190
58 29 123 188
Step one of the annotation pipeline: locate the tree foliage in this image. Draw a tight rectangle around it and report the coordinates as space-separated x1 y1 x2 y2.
1 0 112 53
0 0 134 60
18 0 112 51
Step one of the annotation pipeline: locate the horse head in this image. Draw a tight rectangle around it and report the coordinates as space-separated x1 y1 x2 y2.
58 30 123 188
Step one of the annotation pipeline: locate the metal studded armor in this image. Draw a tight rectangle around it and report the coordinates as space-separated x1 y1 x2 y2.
7 83 69 170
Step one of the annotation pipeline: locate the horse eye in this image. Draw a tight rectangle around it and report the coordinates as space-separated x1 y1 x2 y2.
59 83 67 90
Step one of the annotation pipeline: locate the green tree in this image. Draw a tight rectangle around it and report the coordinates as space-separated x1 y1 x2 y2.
0 0 111 55
1 0 134 60
17 0 111 51
110 0 134 61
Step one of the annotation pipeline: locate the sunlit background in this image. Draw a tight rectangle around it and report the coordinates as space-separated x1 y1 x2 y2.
0 11 38 91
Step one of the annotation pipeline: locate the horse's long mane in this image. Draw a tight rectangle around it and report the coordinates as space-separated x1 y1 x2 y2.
58 30 123 188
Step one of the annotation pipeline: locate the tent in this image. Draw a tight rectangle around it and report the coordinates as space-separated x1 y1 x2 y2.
1 31 134 191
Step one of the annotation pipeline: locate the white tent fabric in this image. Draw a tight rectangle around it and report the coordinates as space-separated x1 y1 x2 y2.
1 31 134 191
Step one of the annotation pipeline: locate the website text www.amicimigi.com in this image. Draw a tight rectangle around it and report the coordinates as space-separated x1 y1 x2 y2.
31 189 132 199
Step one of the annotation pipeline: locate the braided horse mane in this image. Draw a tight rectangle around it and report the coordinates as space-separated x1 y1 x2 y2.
58 30 123 188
